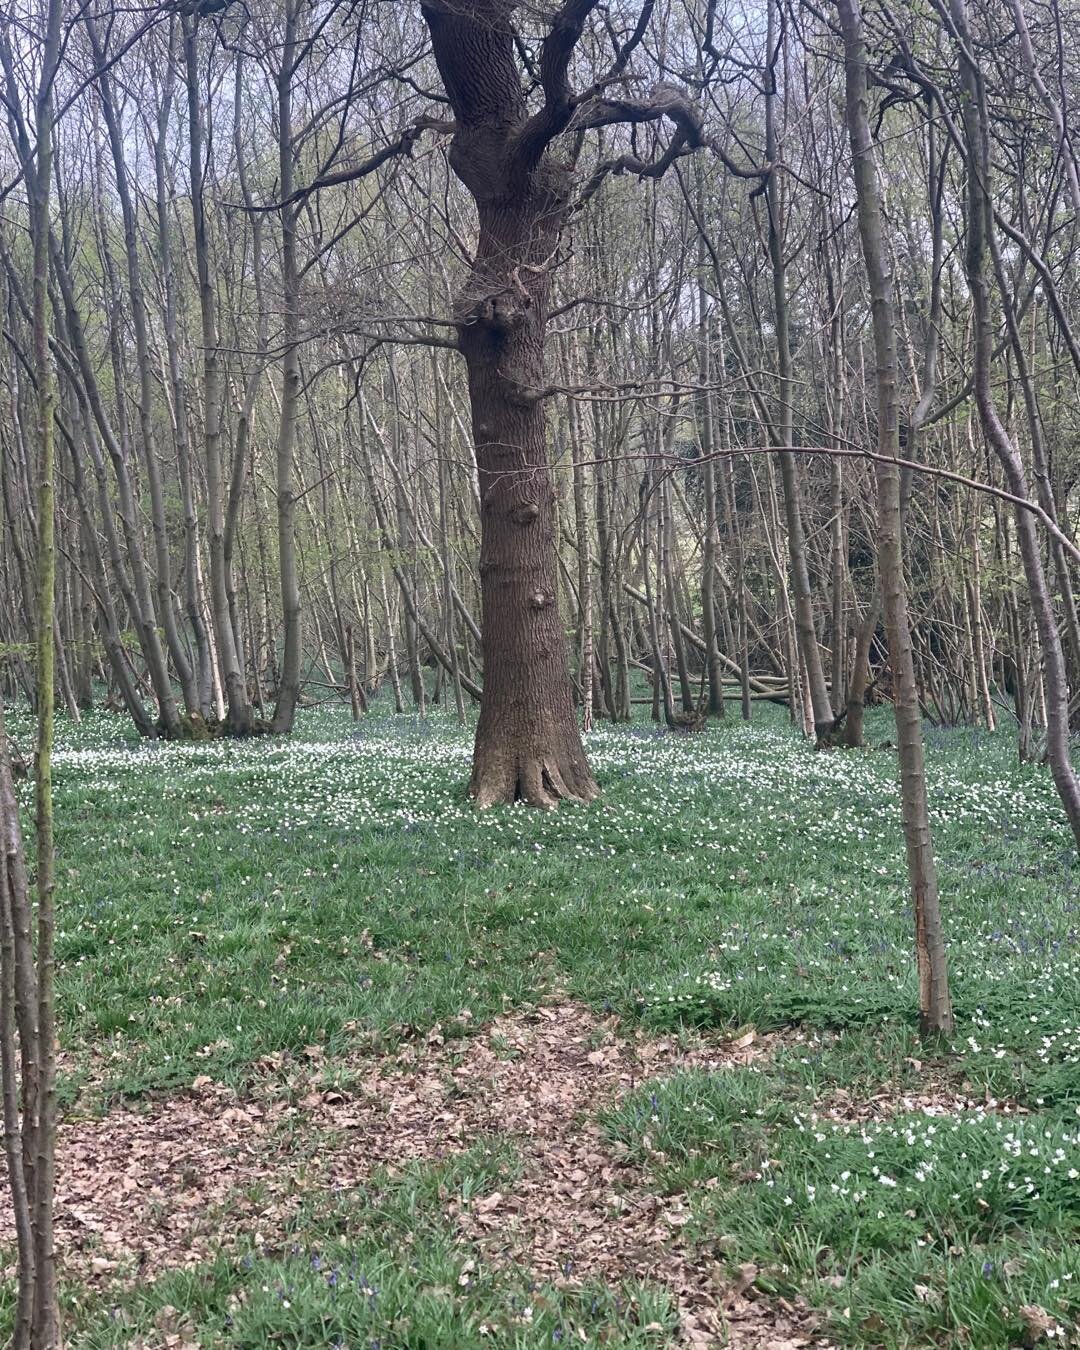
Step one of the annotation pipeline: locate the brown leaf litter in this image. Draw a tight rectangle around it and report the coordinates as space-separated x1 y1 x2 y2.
1 1076 316 1283
815 1073 1024 1125
308 1005 822 1347
1 1004 825 1347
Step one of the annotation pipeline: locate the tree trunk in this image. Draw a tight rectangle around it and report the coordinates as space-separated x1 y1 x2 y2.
184 13 253 736
88 15 200 724
271 0 303 734
845 590 879 748
422 1 602 808
459 202 597 805
764 0 834 740
949 0 1080 851
840 0 954 1037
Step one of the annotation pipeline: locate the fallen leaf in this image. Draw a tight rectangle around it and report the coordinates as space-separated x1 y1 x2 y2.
1019 1305 1058 1345
733 1262 759 1294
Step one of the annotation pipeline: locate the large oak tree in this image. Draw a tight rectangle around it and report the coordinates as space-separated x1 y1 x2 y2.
420 0 702 807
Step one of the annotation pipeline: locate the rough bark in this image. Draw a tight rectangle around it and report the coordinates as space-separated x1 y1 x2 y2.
764 0 834 741
422 1 601 807
271 0 303 735
184 13 254 737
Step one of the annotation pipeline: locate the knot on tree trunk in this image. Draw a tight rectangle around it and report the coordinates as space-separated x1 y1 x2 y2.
503 375 542 408
460 287 529 337
510 501 539 525
528 590 554 610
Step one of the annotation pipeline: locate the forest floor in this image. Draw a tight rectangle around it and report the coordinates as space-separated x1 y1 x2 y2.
1 702 1078 1347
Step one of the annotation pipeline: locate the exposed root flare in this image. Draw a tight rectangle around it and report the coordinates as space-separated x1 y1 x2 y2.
470 753 599 810
156 714 275 743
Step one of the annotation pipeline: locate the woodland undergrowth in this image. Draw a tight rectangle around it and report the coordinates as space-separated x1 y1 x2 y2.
2 701 1077 1346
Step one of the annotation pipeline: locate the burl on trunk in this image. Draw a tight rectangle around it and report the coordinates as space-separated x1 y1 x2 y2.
423 1 597 808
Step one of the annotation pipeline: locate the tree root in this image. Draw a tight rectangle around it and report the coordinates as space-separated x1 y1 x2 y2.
470 752 599 810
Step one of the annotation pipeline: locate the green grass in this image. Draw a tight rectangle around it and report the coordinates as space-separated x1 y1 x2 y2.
603 1068 1080 1346
4 698 1080 1344
12 702 1075 1105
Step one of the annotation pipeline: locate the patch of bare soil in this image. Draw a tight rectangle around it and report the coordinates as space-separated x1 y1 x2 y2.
2 1005 825 1347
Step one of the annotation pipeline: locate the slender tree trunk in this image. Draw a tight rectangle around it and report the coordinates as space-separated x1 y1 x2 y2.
271 0 303 732
764 0 834 740
840 0 953 1036
87 15 199 723
435 357 468 725
380 570 405 714
184 14 253 736
845 589 879 748
50 249 181 738
0 696 37 1350
642 471 676 726
567 357 595 733
949 0 1080 851
30 0 63 1329
153 26 214 719
663 477 696 714
696 221 725 717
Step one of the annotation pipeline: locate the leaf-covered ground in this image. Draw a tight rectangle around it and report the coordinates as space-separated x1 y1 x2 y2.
2 703 1078 1346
